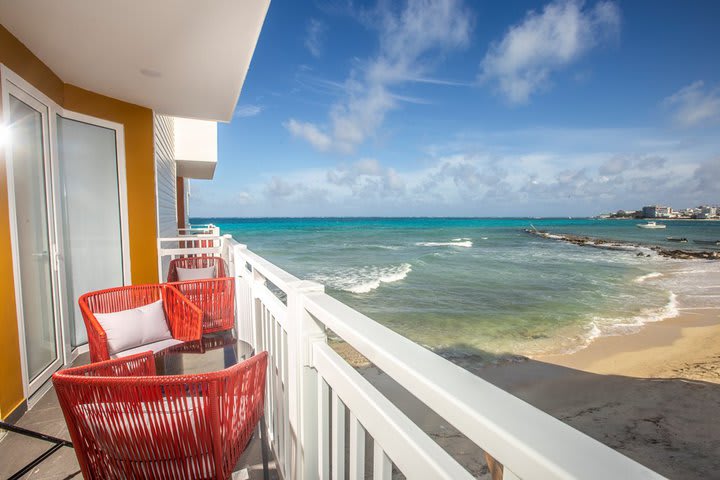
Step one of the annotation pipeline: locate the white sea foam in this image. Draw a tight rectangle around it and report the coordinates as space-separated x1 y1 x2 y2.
363 244 403 250
312 263 412 294
656 260 720 310
633 272 663 283
568 292 680 354
586 322 602 342
416 240 473 248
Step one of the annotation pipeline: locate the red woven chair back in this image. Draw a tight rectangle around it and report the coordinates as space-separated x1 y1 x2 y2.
80 284 163 314
53 351 268 480
166 256 228 282
170 277 235 334
79 284 203 362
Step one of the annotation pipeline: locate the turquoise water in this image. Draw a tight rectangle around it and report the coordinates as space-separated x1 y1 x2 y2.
193 217 720 358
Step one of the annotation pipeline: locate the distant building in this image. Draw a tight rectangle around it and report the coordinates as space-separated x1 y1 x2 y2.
642 205 672 218
611 209 636 218
695 205 718 219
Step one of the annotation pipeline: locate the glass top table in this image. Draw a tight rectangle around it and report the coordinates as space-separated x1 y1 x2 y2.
153 331 255 376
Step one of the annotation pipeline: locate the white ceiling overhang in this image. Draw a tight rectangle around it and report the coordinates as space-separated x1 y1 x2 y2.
0 0 269 121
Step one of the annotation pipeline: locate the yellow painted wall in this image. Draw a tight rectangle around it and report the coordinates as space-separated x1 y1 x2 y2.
0 24 64 420
0 24 158 420
0 25 64 106
0 96 25 420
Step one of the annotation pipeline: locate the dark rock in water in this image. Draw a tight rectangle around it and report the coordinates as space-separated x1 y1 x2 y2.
523 228 719 261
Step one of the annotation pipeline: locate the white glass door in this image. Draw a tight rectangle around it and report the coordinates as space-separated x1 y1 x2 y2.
56 114 127 348
5 87 63 394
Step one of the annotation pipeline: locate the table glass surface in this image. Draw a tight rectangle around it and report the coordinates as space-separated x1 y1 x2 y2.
153 332 254 376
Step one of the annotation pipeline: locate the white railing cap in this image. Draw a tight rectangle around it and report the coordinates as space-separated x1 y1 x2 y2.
236 247 302 288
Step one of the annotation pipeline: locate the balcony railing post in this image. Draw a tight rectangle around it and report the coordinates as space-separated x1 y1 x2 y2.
228 240 253 344
222 234 233 267
286 280 325 480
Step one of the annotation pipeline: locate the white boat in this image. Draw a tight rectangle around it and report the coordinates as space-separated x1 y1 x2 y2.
637 221 666 229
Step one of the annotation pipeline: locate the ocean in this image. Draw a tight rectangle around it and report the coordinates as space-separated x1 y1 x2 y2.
192 217 720 360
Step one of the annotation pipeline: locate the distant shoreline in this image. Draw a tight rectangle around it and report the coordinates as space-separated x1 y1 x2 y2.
602 217 719 221
190 215 720 222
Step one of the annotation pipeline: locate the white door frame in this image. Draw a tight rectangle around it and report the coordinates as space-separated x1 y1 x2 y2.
57 110 132 285
1 66 64 399
55 111 132 365
1 64 132 402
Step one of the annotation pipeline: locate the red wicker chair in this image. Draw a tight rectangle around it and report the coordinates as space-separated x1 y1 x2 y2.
52 351 268 480
169 277 235 334
166 256 228 283
79 284 203 363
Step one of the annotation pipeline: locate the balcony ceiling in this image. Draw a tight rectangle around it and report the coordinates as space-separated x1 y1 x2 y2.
0 0 269 121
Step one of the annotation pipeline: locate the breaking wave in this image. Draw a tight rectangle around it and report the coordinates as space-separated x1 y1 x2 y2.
312 263 413 294
633 272 663 283
416 239 473 248
564 292 680 354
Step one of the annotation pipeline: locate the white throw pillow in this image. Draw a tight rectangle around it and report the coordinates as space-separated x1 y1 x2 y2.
176 265 216 281
95 309 143 354
95 300 173 354
138 300 172 345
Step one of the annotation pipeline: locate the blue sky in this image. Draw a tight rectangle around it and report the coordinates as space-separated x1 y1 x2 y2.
190 0 720 217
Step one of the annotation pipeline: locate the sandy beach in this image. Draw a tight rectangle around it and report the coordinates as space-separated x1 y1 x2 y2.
538 307 720 383
346 307 720 479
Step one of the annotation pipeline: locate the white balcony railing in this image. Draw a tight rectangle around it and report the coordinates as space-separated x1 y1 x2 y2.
158 232 665 480
177 223 220 236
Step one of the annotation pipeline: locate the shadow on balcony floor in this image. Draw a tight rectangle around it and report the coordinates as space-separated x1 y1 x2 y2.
0 354 279 480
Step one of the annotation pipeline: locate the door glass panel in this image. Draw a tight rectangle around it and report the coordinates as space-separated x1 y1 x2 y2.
8 95 57 381
57 116 124 347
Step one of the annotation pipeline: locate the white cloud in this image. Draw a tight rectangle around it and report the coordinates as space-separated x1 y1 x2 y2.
263 175 330 208
264 177 297 199
194 124 720 217
305 19 326 57
286 0 472 154
284 119 333 151
327 158 406 197
480 0 620 104
663 81 720 127
311 127 712 213
234 105 263 118
236 192 254 205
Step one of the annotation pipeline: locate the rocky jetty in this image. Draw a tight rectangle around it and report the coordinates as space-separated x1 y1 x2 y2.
524 229 720 260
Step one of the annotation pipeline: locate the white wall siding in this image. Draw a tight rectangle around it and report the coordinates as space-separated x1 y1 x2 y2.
154 114 177 281
154 114 177 239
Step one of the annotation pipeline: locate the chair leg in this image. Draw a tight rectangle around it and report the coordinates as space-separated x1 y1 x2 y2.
259 415 270 480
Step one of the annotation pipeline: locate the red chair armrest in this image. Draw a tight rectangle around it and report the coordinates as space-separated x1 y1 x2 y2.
78 294 110 362
163 284 203 341
54 351 156 379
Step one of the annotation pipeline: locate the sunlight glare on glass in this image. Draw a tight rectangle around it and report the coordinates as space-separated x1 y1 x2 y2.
0 124 9 147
